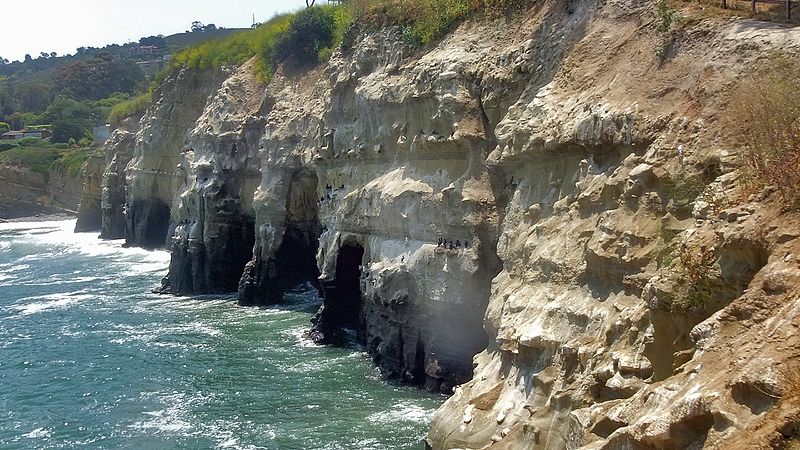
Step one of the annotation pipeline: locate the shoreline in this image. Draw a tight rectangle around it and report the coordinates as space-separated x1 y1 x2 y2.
0 212 78 223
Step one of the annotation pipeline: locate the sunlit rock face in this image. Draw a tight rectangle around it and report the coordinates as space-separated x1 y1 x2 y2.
80 0 800 446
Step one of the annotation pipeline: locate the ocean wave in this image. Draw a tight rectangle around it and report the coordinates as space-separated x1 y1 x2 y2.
7 292 94 316
21 427 52 439
366 402 435 425
0 220 170 266
284 326 322 349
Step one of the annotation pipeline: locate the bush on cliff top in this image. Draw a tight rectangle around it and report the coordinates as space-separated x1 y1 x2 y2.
272 6 337 66
108 93 150 127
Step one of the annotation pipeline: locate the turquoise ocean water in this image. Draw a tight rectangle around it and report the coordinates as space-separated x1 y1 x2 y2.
0 220 440 449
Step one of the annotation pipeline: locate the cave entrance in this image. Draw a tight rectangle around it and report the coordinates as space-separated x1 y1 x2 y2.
275 168 322 289
331 243 365 331
311 242 366 344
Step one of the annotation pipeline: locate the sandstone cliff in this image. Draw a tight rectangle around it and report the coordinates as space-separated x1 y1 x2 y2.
0 162 84 220
80 0 800 447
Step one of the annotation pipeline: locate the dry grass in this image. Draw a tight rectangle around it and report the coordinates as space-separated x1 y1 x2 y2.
672 0 800 24
728 54 800 210
780 362 800 401
346 0 534 47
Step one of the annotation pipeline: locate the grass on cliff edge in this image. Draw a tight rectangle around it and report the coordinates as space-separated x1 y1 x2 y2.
108 13 301 126
0 140 96 180
109 0 533 125
348 0 534 47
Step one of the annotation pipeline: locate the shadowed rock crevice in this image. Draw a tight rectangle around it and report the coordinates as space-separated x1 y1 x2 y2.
239 168 321 305
311 242 365 344
126 199 170 249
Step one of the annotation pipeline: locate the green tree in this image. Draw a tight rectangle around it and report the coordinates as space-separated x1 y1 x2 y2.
0 122 9 133
55 55 145 101
16 83 52 113
0 87 13 116
9 112 25 130
41 96 95 143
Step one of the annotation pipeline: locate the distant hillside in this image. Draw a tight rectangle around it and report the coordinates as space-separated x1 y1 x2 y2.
0 26 250 142
164 28 250 53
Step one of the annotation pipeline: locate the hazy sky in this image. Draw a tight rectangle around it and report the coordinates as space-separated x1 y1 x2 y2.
1 0 309 62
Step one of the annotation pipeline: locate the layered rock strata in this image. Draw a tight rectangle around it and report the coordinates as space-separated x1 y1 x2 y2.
74 152 105 231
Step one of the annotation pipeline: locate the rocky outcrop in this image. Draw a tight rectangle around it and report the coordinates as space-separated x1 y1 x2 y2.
74 152 105 231
125 68 227 249
98 118 139 239
80 0 800 446
162 60 264 294
0 163 83 220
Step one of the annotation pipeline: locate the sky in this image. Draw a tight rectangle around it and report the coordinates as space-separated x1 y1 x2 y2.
1 0 309 62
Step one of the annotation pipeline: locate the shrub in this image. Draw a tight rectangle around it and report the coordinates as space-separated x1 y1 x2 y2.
108 93 150 127
655 0 678 33
729 54 800 209
0 145 60 178
18 137 42 147
664 172 705 207
670 242 718 312
0 142 19 152
654 0 679 60
273 7 336 66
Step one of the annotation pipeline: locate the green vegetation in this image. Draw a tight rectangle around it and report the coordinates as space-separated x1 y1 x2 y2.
0 139 96 179
730 54 800 210
655 0 678 32
654 0 679 60
0 144 60 178
108 93 150 127
348 0 532 48
664 172 705 207
273 7 337 66
54 54 144 101
55 146 97 177
669 242 718 313
169 14 294 79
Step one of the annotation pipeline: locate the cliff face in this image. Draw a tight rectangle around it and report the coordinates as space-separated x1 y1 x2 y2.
74 152 105 231
0 163 83 220
77 0 800 446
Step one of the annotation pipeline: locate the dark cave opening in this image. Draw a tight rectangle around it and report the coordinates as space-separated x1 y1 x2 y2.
311 242 365 344
238 168 321 305
127 199 171 249
275 168 322 290
332 243 365 330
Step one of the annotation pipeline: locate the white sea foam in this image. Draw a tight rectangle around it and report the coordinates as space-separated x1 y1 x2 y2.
9 292 94 316
366 402 435 425
285 326 321 348
22 427 52 439
0 220 170 267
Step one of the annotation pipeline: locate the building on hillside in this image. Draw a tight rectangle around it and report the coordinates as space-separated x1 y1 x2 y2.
93 125 110 146
1 129 51 140
22 129 51 139
1 131 24 140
